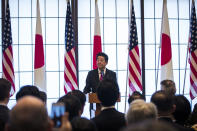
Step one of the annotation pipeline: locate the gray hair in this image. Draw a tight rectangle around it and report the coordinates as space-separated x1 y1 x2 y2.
126 99 158 124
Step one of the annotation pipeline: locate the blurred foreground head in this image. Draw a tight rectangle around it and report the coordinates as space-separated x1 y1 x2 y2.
6 96 51 131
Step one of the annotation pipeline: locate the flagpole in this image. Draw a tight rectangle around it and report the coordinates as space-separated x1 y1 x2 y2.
183 0 194 95
124 0 132 113
183 42 189 95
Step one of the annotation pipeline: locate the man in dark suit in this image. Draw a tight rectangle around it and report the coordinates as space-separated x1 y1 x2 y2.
83 52 118 93
0 78 11 131
91 79 126 131
83 52 118 117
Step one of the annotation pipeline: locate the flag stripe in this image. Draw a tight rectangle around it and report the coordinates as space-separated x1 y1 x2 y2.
129 47 141 75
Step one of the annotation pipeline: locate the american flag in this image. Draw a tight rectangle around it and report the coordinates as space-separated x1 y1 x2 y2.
2 0 15 96
189 0 197 100
64 1 78 94
128 0 142 94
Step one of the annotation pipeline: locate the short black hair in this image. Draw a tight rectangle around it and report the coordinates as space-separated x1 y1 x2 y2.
172 95 191 125
39 91 47 103
128 91 144 104
97 79 119 106
58 94 82 121
16 85 40 101
70 90 86 107
96 52 108 63
0 78 11 100
151 90 173 112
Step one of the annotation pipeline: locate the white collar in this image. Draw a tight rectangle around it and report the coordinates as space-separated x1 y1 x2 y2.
0 103 7 106
101 105 115 111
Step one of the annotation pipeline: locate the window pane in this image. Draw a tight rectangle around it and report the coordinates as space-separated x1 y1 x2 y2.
117 0 128 18
78 45 91 70
117 45 128 70
103 19 116 44
78 18 91 44
19 45 33 71
19 19 32 44
104 0 115 17
47 72 59 98
78 0 90 17
19 0 31 17
117 19 128 44
46 0 58 17
46 18 58 44
20 72 33 86
46 45 59 71
144 0 154 18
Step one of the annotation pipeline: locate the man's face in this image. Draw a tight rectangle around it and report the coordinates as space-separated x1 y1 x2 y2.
96 56 107 70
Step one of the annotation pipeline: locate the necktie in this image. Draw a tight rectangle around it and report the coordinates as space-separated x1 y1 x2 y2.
100 70 104 81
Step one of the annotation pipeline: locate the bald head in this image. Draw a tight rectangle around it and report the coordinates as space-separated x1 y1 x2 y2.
7 96 50 131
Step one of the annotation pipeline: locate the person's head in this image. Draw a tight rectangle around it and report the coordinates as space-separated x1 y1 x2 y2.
0 78 11 104
16 85 40 101
6 96 51 131
39 91 47 104
122 120 177 131
69 90 86 114
126 99 157 124
58 94 82 121
128 91 144 104
151 90 174 116
160 80 176 95
71 117 97 131
96 52 108 70
97 79 119 107
172 95 191 125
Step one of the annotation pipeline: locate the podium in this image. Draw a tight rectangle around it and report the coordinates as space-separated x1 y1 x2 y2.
88 93 121 116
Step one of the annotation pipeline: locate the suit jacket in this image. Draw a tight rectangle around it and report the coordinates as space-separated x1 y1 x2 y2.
0 105 9 131
83 68 118 94
91 108 126 131
158 117 194 131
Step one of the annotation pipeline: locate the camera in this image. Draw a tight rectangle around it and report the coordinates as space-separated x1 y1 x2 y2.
50 102 65 128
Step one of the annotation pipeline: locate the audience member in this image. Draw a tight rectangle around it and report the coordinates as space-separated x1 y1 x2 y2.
0 78 11 131
67 90 86 115
122 120 177 131
188 103 197 130
6 96 52 131
173 95 191 126
126 99 157 124
160 80 176 96
151 90 174 121
128 91 145 104
91 79 126 131
39 91 47 104
71 117 97 131
16 85 40 101
151 90 194 131
58 94 82 121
